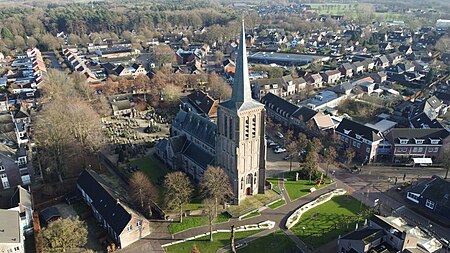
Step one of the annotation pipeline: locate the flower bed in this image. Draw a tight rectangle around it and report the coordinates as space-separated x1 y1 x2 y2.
285 189 346 229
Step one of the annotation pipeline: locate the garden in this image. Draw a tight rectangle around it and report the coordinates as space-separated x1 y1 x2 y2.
237 231 298 253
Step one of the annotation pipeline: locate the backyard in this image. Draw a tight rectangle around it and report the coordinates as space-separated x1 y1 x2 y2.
165 230 262 253
237 231 298 253
290 195 370 248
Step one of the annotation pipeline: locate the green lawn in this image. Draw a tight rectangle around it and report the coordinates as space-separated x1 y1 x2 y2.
290 195 369 248
268 199 286 209
267 178 281 194
128 156 168 184
240 211 260 220
238 231 298 253
165 230 262 253
168 213 230 234
227 190 281 218
283 171 331 200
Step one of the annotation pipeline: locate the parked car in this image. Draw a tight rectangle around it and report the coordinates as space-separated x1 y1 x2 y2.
269 141 279 147
274 147 287 153
276 131 284 138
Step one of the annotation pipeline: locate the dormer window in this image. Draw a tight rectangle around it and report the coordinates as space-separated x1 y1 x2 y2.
430 138 440 145
399 138 409 144
414 138 424 145
355 134 362 140
343 129 351 135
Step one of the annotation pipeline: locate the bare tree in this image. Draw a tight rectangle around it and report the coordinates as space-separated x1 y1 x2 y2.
152 44 176 66
324 146 337 176
203 198 216 242
345 149 355 165
129 172 158 217
164 171 193 223
207 72 231 101
304 141 318 182
200 165 233 218
435 35 450 54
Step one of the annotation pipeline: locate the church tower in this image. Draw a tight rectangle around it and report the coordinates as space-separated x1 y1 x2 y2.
216 20 266 204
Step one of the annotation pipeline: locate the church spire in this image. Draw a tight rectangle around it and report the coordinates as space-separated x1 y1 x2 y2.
231 19 252 104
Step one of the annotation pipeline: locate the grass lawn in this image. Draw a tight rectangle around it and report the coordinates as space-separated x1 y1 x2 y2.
238 230 298 253
283 171 332 200
165 230 262 253
227 190 281 218
240 211 260 220
168 212 230 234
290 195 368 248
128 156 168 184
268 199 286 209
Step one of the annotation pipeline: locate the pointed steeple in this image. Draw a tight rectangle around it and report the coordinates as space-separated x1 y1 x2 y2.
231 19 252 104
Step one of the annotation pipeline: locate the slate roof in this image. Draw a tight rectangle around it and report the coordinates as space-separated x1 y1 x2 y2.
336 118 383 142
341 228 384 244
182 141 214 169
172 109 216 148
261 92 300 117
434 92 450 103
388 128 449 145
292 106 318 122
186 90 218 116
410 113 443 129
77 169 137 235
410 176 450 209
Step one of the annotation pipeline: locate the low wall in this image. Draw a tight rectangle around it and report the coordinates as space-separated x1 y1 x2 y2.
161 220 275 248
285 189 347 229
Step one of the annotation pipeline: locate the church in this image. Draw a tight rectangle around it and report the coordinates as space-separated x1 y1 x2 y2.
156 21 267 204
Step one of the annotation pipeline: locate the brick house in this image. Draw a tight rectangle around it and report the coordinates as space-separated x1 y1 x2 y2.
386 128 450 162
321 70 341 84
335 118 384 162
77 170 151 249
339 63 354 78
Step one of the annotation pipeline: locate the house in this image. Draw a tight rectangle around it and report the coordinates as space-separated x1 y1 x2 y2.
357 81 376 95
370 72 387 84
0 186 33 231
398 45 413 55
407 176 450 220
362 58 375 72
77 169 151 249
339 215 443 253
304 73 323 88
331 82 353 96
352 61 365 75
335 118 384 162
375 55 390 69
386 53 403 65
182 90 218 118
339 229 384 253
321 70 341 84
111 100 133 116
386 128 450 162
261 92 303 127
0 210 24 253
410 96 446 122
339 63 354 78
378 42 394 52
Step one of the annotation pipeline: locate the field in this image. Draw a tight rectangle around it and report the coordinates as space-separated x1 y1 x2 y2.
290 195 369 248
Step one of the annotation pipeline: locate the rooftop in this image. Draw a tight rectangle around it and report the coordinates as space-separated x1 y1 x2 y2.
0 209 21 244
